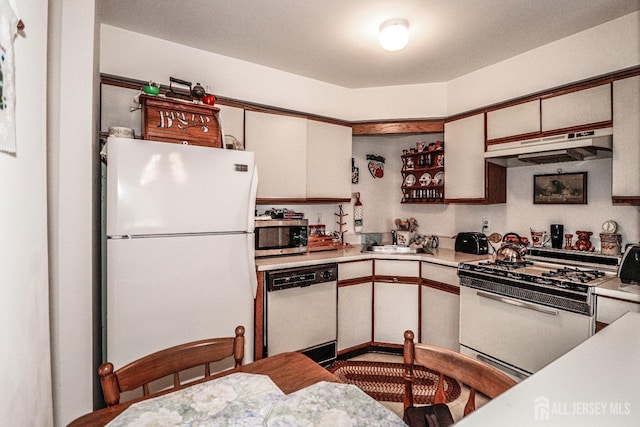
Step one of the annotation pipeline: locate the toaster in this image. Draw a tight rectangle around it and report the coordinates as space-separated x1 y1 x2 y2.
455 232 489 255
619 244 640 284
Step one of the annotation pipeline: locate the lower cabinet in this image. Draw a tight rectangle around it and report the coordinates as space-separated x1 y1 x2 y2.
421 262 460 351
374 282 419 345
338 282 373 351
337 260 373 352
373 260 420 345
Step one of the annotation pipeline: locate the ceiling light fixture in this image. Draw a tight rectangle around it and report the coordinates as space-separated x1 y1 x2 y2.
379 18 409 51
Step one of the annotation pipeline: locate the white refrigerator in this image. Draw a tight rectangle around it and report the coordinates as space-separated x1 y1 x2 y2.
104 137 258 369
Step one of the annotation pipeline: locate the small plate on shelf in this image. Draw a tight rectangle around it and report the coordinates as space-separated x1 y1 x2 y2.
433 171 444 186
404 174 416 186
419 173 432 186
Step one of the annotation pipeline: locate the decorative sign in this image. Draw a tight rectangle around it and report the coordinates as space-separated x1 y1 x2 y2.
366 154 385 179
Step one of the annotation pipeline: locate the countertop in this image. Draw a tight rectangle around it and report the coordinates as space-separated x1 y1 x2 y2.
455 311 640 426
255 245 490 271
595 277 640 303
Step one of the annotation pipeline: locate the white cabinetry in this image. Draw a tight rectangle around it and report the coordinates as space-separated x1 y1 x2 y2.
337 260 372 352
444 114 485 200
373 260 419 345
596 295 640 325
541 84 611 132
245 111 307 199
612 75 640 204
487 100 540 141
245 111 352 201
217 105 245 148
444 113 507 204
420 263 460 352
306 120 352 199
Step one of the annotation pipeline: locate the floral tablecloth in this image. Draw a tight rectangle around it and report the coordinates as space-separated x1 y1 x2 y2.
106 373 407 426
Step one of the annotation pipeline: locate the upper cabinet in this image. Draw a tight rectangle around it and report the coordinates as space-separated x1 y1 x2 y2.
444 113 506 203
217 105 245 149
306 120 352 199
612 75 640 205
245 110 352 203
541 84 612 132
487 100 540 141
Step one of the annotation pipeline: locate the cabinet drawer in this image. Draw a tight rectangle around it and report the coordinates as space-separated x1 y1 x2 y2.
375 259 419 278
421 262 458 286
338 260 373 281
597 295 640 324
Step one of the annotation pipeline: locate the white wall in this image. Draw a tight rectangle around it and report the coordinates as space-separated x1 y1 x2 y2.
0 0 53 425
447 12 640 115
99 24 449 121
48 0 99 425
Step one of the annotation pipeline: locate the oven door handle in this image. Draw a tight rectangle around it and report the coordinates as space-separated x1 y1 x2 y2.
477 291 559 316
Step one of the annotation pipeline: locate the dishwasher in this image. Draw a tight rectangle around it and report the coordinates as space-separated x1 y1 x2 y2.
264 263 337 365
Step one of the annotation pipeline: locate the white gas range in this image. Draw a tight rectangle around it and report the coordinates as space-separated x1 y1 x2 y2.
458 248 620 381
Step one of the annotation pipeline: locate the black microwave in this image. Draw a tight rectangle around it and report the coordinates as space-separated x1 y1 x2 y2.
254 219 308 257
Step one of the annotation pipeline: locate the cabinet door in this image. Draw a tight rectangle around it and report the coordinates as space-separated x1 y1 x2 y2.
217 105 245 148
444 113 486 200
612 75 640 202
421 262 460 351
306 120 352 199
245 111 307 199
338 282 372 351
374 282 419 344
541 84 611 132
487 100 540 141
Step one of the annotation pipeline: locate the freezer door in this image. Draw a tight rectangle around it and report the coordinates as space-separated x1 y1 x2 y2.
106 234 255 369
106 137 256 236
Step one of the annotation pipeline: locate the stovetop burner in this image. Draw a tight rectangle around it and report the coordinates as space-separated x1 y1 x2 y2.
541 267 606 283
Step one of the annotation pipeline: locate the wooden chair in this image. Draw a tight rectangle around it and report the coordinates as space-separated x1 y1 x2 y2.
403 330 516 427
99 325 245 406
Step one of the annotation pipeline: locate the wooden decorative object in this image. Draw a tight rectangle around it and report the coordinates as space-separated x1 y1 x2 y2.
308 235 337 252
140 94 222 148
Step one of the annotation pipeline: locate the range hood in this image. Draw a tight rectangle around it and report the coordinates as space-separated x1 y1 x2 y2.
485 128 613 165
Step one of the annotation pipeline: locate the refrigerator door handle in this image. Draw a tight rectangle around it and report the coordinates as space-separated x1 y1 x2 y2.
248 165 258 233
247 232 258 297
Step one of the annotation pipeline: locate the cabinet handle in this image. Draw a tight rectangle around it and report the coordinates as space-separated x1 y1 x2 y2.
477 291 558 316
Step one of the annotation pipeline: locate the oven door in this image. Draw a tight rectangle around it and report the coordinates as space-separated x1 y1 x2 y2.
459 286 594 377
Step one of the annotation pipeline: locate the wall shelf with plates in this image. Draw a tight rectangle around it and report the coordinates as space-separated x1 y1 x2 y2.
401 141 445 204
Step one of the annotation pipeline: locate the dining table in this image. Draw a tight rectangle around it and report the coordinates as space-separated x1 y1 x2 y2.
68 352 407 426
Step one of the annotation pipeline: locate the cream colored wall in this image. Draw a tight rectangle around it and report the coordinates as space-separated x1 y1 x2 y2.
447 12 640 115
0 0 53 425
99 24 449 121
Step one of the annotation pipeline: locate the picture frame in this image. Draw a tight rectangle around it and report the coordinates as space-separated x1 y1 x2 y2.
533 172 587 204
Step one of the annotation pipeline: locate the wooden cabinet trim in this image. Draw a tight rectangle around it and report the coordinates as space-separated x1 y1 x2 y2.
352 120 444 135
612 196 640 206
256 197 351 205
338 277 373 287
103 66 639 133
374 276 420 285
254 272 265 360
421 279 460 295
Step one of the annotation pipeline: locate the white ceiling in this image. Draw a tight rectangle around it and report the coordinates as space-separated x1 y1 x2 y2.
98 0 640 89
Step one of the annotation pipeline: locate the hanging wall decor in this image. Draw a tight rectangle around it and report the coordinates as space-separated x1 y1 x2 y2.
352 158 359 184
366 154 385 178
533 172 587 204
0 0 20 155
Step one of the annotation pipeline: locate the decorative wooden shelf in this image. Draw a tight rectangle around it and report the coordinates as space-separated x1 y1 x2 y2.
401 143 445 204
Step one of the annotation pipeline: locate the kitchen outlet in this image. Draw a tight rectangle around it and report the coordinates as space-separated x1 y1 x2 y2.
482 218 490 232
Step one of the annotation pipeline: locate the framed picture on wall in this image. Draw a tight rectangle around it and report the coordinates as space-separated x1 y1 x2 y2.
533 172 587 204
